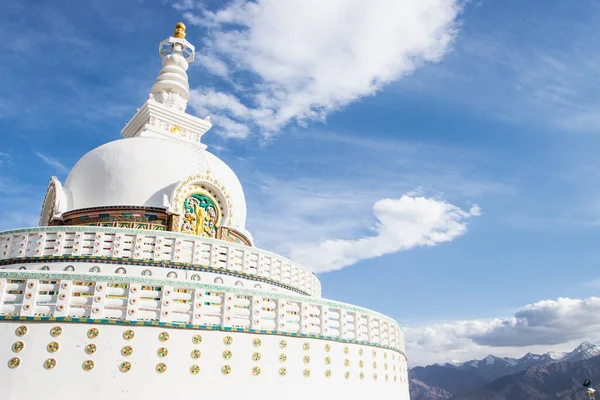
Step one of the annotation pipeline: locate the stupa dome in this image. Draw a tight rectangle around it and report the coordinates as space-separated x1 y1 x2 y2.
62 136 248 235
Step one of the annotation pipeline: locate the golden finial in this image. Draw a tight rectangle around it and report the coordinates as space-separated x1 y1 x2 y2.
174 22 186 39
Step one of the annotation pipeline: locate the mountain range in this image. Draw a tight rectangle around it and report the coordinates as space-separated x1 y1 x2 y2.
409 342 600 400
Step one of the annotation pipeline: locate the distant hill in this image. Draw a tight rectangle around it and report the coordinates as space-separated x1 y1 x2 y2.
409 341 600 399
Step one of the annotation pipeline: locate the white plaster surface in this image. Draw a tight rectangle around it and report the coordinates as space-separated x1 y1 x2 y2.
0 322 410 400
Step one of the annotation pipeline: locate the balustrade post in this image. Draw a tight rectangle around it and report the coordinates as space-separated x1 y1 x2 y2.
159 285 173 323
192 289 204 325
250 295 262 330
55 279 72 317
275 299 287 332
320 305 328 336
91 281 107 319
126 283 141 321
340 309 348 340
0 278 6 312
221 292 233 327
21 279 38 317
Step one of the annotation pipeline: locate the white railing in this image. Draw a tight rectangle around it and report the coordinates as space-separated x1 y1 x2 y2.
0 227 321 297
0 271 404 351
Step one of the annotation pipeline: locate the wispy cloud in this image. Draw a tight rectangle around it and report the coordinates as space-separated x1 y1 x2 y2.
405 296 600 366
291 195 480 273
179 0 462 137
34 151 69 174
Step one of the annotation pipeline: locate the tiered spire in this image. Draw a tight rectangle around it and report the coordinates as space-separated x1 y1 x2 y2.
121 23 212 146
150 22 195 112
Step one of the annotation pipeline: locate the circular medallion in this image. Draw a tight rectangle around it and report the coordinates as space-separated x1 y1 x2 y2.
190 364 200 375
12 341 24 353
46 342 59 353
120 362 132 373
142 269 152 276
252 366 261 376
191 274 201 281
157 347 169 358
44 358 56 370
385 374 389 381
325 369 332 378
359 348 364 356
15 325 27 337
325 356 331 365
252 338 262 348
359 360 364 368
372 350 377 358
324 344 331 352
121 346 133 357
344 359 350 367
158 332 170 342
303 342 310 351
385 363 388 370
223 336 233 345
192 334 202 345
50 326 62 337
123 330 135 340
8 357 20 369
87 328 99 339
345 371 351 380
252 352 261 361
303 355 311 364
221 365 231 375
384 352 388 359
373 362 377 369
279 340 287 349
373 373 378 381
170 125 181 134
303 368 311 377
278 367 287 377
222 350 232 360
85 344 97 355
344 346 349 354
360 372 365 380
156 362 167 374
191 349 201 359
279 353 287 363
82 360 95 371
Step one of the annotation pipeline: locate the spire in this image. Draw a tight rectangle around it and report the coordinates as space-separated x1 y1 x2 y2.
150 22 195 112
121 23 211 146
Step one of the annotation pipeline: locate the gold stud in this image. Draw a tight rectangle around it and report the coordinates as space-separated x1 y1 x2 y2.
190 364 200 375
223 336 233 345
279 340 287 349
156 362 167 374
44 358 56 370
303 342 310 351
50 326 62 337
278 367 287 377
85 344 97 355
15 326 27 337
191 349 201 359
222 350 232 360
82 360 95 371
121 345 133 357
158 332 170 342
8 357 21 369
192 334 202 345
252 338 262 348
221 365 231 375
123 330 135 340
157 347 169 357
252 366 261 376
252 352 261 361
12 341 24 353
325 344 331 352
303 355 310 364
120 361 132 373
325 369 332 378
303 368 311 377
345 371 350 379
344 346 349 354
47 342 59 353
87 328 99 339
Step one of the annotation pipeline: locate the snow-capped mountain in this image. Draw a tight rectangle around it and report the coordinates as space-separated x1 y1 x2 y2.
561 341 600 362
409 342 600 399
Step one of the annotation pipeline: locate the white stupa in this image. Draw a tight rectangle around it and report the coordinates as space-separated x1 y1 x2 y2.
0 23 409 400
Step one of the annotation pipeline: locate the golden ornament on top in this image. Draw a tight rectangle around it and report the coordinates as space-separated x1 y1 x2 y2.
173 22 186 39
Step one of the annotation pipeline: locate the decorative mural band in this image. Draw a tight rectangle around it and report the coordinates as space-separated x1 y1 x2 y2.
181 193 220 238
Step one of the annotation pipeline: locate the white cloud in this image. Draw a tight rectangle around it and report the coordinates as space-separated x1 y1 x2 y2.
181 0 462 136
405 297 600 366
289 195 480 273
34 151 69 174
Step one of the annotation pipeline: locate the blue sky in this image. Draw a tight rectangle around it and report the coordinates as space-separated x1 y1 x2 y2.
2 0 600 366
